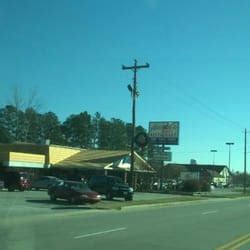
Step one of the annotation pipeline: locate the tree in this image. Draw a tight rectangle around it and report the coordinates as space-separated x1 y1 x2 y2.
0 85 42 143
90 112 101 148
109 118 127 150
40 112 64 145
23 107 41 143
98 118 128 150
62 111 92 148
0 105 25 142
0 125 11 143
98 117 112 149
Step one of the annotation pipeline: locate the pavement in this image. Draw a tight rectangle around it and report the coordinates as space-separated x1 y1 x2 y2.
0 188 245 218
0 190 188 218
1 189 250 250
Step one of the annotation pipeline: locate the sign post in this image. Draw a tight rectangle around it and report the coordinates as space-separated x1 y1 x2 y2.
148 121 180 190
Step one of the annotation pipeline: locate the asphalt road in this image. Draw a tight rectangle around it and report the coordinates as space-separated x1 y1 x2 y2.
1 191 250 250
0 190 183 217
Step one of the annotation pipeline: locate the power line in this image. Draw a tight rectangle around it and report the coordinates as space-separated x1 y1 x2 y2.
164 80 244 129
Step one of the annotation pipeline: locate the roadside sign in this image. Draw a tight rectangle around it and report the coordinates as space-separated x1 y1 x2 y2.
148 121 180 145
134 132 148 148
152 151 172 161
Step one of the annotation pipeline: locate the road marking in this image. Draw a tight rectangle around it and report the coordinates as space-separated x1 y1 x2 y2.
216 233 250 250
74 227 127 239
201 210 218 215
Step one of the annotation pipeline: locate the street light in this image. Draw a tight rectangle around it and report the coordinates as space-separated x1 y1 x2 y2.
225 142 234 171
210 149 217 165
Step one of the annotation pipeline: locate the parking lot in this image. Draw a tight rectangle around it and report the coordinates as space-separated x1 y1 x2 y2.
0 189 184 220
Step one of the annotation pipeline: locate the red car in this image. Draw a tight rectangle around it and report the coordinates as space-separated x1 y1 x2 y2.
3 171 31 191
48 180 101 204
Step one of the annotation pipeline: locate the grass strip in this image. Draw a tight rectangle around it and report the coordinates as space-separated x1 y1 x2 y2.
92 196 205 210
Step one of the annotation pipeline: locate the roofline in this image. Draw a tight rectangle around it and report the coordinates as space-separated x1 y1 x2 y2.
167 163 228 168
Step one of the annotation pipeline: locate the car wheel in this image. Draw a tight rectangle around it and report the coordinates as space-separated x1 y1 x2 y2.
50 193 57 201
106 192 113 200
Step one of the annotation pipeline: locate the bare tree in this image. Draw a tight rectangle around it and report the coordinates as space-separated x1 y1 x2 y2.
9 85 41 111
8 84 42 142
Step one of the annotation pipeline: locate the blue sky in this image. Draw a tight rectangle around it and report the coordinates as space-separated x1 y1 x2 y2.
1 0 250 171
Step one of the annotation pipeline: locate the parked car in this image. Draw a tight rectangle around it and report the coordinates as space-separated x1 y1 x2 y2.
88 175 134 201
31 176 61 190
3 171 31 191
48 180 101 204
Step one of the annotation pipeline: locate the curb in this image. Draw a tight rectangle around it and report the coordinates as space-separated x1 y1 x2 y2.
119 195 248 211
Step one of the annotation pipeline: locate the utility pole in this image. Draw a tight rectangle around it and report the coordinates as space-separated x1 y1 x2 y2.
225 142 234 171
244 128 247 194
122 59 150 188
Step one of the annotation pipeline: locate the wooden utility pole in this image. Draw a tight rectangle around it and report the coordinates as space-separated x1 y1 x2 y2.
122 59 149 188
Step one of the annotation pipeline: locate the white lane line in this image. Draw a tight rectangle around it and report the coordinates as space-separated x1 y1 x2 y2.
202 210 218 215
74 227 127 239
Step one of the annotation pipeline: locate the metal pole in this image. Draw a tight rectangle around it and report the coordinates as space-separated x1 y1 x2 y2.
122 60 149 188
225 142 234 171
244 129 247 194
210 149 217 165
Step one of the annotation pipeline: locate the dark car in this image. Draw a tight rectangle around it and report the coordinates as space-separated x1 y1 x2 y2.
48 180 101 204
3 171 31 191
31 176 62 190
88 175 134 201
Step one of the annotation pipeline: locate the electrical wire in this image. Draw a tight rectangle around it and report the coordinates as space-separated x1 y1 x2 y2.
163 79 244 130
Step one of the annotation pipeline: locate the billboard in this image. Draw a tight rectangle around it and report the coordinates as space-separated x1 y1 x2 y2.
148 121 180 145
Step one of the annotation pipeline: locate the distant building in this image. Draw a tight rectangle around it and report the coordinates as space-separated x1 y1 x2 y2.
166 163 231 186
